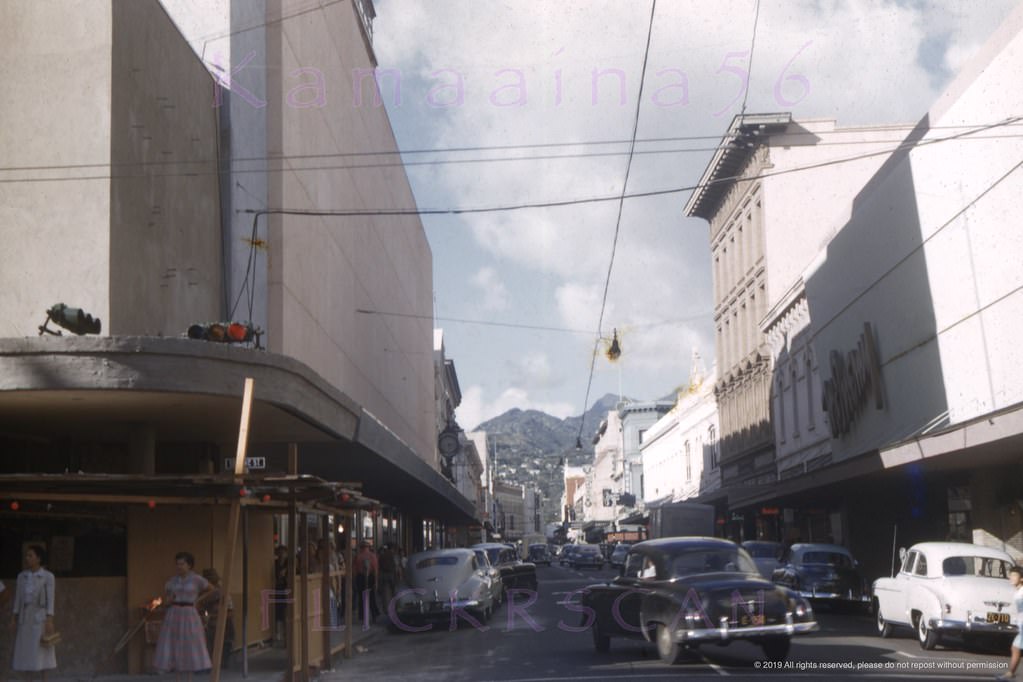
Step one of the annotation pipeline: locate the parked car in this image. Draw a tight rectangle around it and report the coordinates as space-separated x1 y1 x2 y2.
742 540 784 579
581 537 817 663
560 544 580 566
391 548 497 626
471 543 538 592
527 543 552 566
873 542 1018 650
572 544 605 570
772 543 870 609
609 543 632 568
471 547 504 606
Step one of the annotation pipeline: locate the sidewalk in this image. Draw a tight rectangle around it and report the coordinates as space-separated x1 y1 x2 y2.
41 621 386 682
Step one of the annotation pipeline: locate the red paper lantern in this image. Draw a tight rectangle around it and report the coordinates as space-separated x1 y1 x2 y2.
262 494 271 503
10 501 19 511
147 500 157 509
239 487 249 497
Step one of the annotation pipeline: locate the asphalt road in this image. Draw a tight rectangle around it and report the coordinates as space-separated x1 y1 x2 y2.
326 562 1014 682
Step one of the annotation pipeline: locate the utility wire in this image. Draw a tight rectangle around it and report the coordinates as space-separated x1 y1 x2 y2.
576 0 658 451
4 123 1022 176
355 308 714 335
739 0 761 120
217 116 1021 218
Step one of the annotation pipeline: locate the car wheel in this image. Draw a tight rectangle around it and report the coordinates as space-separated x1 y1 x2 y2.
875 601 893 638
761 637 791 661
655 623 685 664
592 621 610 653
916 613 939 650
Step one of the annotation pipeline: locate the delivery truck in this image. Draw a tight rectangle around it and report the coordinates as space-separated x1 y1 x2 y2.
648 502 715 539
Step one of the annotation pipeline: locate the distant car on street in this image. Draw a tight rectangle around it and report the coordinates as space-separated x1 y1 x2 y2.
571 544 605 570
873 542 1018 650
527 544 552 566
741 540 784 579
560 544 579 566
581 537 817 663
471 543 538 592
772 543 870 609
609 543 632 568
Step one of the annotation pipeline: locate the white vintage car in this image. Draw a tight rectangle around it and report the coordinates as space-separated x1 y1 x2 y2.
872 542 1018 650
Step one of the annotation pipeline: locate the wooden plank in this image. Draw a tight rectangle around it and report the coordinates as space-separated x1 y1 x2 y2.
234 378 255 476
210 378 255 682
343 511 353 659
300 513 310 682
320 515 332 671
286 444 298 682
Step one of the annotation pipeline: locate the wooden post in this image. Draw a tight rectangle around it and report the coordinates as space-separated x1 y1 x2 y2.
211 378 255 682
343 512 353 658
286 444 298 681
300 513 310 682
320 515 332 671
242 505 249 678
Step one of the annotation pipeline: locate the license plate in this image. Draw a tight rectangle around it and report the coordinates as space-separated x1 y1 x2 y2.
987 612 1010 625
739 614 765 627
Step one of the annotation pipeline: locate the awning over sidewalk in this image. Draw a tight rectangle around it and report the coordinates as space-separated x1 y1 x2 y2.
0 337 477 524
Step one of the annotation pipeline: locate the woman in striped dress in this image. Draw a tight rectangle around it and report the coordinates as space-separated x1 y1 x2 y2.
153 552 213 680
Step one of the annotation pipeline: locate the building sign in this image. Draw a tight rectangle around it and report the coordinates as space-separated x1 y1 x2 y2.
224 456 266 471
822 322 884 438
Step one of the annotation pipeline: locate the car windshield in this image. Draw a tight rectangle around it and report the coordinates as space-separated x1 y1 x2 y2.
482 548 501 564
744 543 781 559
801 551 852 568
415 556 459 569
669 548 758 577
578 546 600 555
942 556 1013 578
613 545 631 554
473 550 488 565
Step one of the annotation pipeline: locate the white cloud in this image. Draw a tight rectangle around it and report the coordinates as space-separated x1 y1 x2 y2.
470 266 509 310
457 385 575 431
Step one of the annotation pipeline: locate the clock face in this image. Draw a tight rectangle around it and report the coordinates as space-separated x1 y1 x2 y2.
438 431 460 456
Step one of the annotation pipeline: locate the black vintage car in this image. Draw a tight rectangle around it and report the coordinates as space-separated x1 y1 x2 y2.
471 543 538 592
581 537 818 664
771 543 870 609
527 543 552 566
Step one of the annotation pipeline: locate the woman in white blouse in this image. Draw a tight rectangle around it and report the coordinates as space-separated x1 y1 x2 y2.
11 545 57 680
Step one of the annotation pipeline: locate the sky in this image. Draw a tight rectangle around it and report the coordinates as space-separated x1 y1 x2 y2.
160 0 1020 431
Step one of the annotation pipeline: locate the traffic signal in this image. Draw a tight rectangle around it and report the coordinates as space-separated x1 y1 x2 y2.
38 303 101 336
187 321 255 344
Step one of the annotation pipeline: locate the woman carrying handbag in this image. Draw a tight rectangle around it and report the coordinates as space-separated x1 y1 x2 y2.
10 545 57 682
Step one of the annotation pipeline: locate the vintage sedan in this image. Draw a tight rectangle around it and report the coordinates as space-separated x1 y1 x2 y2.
560 544 580 566
610 543 632 569
391 548 497 626
471 547 504 606
472 543 538 592
581 538 818 664
742 541 784 579
527 544 552 566
873 542 1018 650
772 543 870 608
572 544 606 570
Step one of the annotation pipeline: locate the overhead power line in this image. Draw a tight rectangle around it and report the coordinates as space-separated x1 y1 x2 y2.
3 123 1023 178
575 0 658 451
220 115 1022 219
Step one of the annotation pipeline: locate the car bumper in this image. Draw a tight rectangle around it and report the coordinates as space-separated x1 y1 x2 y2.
797 589 870 603
674 616 819 643
398 599 483 616
927 617 1019 636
